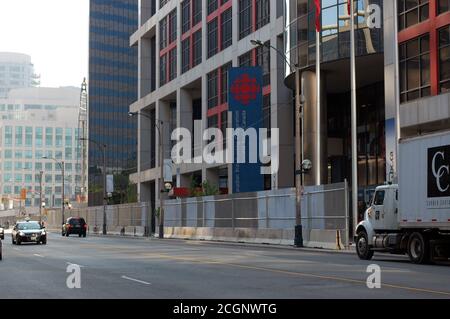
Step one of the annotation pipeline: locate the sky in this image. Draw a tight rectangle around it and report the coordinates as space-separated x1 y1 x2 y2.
0 0 89 88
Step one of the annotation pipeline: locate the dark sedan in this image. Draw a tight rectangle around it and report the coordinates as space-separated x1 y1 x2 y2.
62 217 87 237
11 220 47 245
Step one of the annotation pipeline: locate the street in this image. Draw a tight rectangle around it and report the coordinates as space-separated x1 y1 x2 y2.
0 232 450 299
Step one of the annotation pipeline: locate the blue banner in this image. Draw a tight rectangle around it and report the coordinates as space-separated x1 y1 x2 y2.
228 67 264 193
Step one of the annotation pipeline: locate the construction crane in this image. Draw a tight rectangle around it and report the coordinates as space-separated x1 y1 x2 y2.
76 78 88 204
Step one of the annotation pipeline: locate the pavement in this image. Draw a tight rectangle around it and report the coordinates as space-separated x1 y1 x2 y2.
0 230 449 299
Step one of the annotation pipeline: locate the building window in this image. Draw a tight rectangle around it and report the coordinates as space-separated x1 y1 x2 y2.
239 51 252 66
169 10 177 44
208 69 219 109
160 17 168 49
398 0 429 31
193 0 202 25
168 48 177 81
239 0 253 39
399 34 431 102
182 0 191 34
65 128 72 146
208 0 218 15
45 127 53 147
160 54 167 86
221 8 233 49
439 25 450 92
35 127 43 147
182 38 191 74
25 127 32 147
256 40 271 86
193 30 202 66
256 0 270 30
220 63 232 104
4 126 13 146
56 128 63 147
438 0 450 14
160 0 170 10
208 18 219 58
15 126 23 146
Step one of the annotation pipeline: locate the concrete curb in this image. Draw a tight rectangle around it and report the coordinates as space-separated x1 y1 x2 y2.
47 230 356 255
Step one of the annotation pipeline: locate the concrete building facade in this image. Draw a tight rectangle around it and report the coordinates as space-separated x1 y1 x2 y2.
130 0 294 206
0 87 83 213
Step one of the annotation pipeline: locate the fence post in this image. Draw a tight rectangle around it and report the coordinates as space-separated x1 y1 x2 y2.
265 194 269 229
344 179 350 248
202 198 205 227
231 197 235 229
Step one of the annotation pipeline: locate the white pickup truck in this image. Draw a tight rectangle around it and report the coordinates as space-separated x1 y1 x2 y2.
355 130 450 264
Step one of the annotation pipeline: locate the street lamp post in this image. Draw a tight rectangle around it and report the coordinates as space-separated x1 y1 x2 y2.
251 39 306 247
79 138 107 235
39 170 43 223
42 157 64 225
128 111 165 239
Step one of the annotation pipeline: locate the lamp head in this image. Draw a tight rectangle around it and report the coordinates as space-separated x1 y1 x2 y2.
301 159 313 172
250 39 264 47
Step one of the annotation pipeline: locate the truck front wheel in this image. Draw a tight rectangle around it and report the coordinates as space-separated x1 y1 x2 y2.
407 232 430 264
356 231 374 260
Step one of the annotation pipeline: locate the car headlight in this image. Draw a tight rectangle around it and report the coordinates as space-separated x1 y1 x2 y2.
19 232 25 236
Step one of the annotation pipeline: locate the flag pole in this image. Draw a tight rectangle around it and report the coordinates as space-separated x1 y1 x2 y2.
315 1 321 185
350 0 358 236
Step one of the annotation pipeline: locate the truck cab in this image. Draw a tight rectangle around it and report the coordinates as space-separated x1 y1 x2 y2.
355 184 400 260
367 185 399 231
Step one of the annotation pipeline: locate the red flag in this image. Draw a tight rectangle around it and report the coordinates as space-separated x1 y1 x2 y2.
314 0 321 32
347 0 351 15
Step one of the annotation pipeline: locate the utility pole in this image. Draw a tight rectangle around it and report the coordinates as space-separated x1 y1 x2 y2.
159 120 165 239
294 68 303 247
350 0 359 234
250 39 306 247
39 171 43 223
102 143 107 235
62 160 65 226
128 112 165 239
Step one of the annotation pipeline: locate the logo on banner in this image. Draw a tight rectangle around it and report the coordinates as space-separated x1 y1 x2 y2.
428 145 450 198
230 73 261 106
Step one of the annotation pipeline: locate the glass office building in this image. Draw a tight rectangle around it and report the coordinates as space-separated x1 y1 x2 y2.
88 0 138 206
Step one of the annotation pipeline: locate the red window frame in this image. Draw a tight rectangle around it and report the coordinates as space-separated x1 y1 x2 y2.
398 0 450 96
206 0 233 58
181 0 203 72
160 10 178 85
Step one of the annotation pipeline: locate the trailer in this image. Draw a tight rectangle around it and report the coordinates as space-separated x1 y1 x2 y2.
355 130 450 264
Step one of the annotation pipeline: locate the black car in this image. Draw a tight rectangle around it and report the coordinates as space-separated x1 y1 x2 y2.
12 220 47 245
62 217 87 237
0 225 4 240
0 237 3 260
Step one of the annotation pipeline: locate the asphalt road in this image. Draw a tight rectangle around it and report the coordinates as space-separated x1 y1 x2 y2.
0 231 449 299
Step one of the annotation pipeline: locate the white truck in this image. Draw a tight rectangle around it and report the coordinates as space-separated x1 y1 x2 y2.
355 130 450 264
